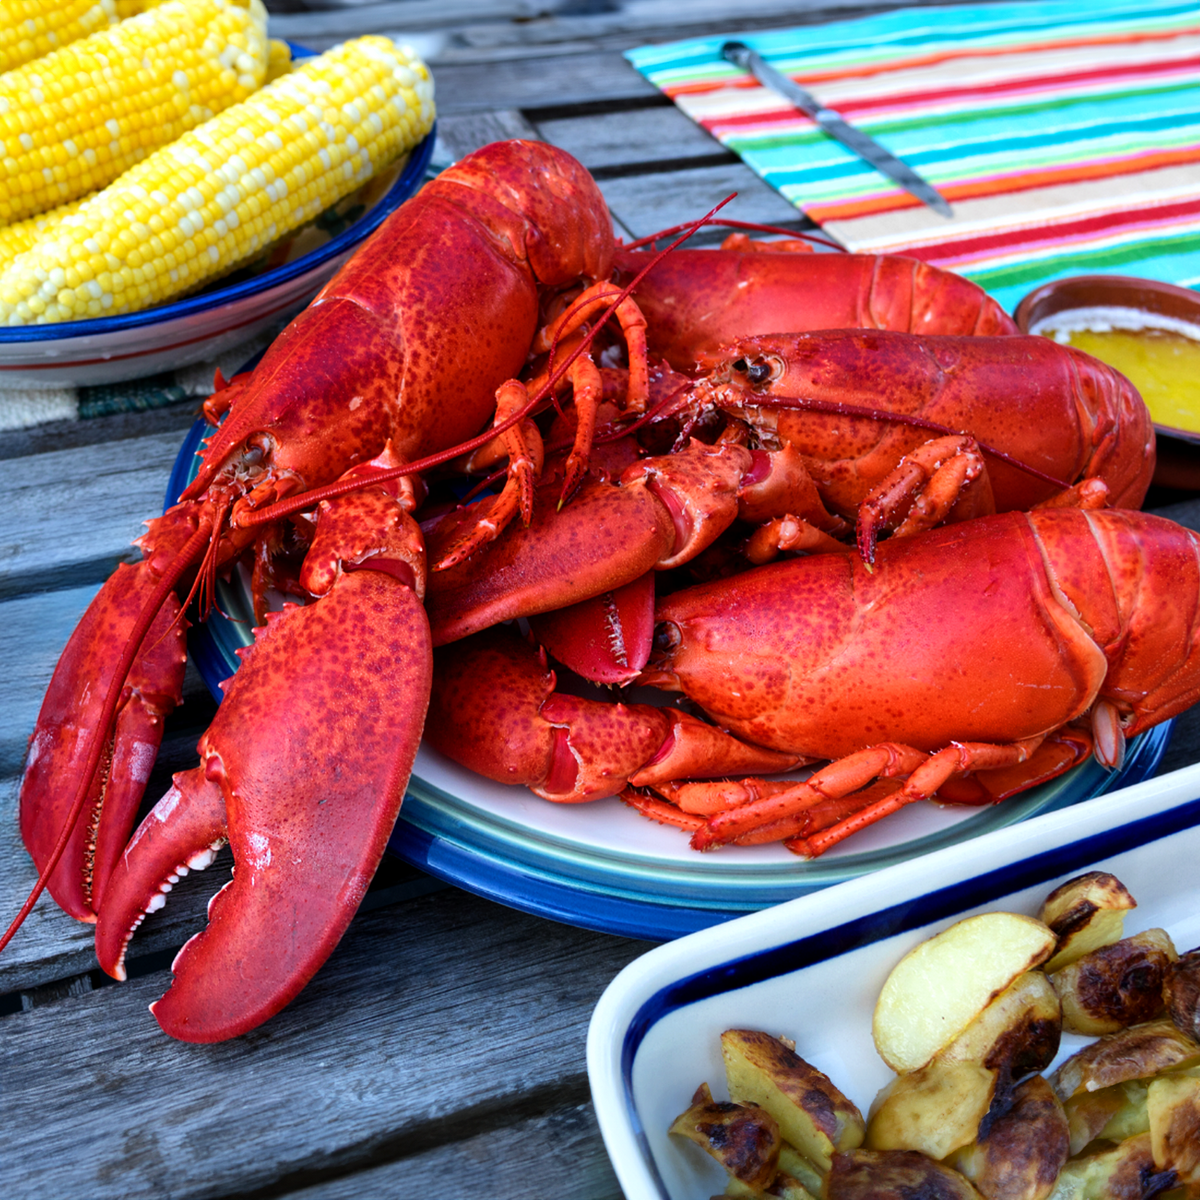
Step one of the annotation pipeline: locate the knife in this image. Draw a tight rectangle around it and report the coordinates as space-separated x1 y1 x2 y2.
720 40 953 218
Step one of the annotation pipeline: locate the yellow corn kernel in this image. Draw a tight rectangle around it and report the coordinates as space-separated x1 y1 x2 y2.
265 38 293 83
0 193 96 263
0 36 435 325
0 0 268 225
0 0 118 75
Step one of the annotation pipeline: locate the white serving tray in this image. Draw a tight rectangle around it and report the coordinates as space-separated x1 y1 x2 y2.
587 763 1200 1200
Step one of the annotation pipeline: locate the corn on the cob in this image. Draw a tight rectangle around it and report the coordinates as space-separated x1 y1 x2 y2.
265 37 293 83
0 37 435 324
0 0 268 226
0 0 118 75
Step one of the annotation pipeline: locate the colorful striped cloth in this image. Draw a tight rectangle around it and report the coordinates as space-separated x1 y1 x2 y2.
626 0 1200 315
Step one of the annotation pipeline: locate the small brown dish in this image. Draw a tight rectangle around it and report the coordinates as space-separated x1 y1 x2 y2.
1014 275 1200 491
1014 274 1200 338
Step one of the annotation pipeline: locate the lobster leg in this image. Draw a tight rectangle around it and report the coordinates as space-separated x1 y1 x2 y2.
426 626 801 803
95 487 432 1042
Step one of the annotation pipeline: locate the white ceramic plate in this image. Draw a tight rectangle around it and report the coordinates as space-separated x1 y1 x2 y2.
0 129 435 387
587 763 1200 1200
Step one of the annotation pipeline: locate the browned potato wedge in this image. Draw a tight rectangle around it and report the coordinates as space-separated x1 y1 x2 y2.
1045 1133 1176 1200
1051 1019 1200 1100
1148 1072 1200 1184
1064 1079 1150 1153
1050 929 1177 1035
935 971 1062 1087
1166 948 1200 1042
1063 1085 1129 1156
670 1081 782 1189
865 1060 996 1159
873 914 1056 1073
767 1172 820 1200
779 1145 825 1195
948 1075 1069 1200
1041 872 1137 974
823 1149 984 1200
722 1030 864 1172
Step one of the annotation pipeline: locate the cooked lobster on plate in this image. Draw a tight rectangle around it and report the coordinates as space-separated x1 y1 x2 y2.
8 140 1196 1043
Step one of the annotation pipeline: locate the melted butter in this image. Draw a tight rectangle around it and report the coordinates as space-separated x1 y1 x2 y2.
1062 328 1200 434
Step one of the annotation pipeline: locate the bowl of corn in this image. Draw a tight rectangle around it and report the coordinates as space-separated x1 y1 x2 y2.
0 0 437 387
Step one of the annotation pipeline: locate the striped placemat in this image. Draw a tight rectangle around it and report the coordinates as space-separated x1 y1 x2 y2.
626 0 1200 314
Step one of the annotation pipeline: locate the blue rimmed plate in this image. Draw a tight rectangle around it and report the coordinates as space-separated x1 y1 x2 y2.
587 765 1200 1200
166 420 1171 941
0 86 435 387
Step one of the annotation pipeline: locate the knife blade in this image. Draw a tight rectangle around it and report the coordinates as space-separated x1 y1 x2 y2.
721 40 953 218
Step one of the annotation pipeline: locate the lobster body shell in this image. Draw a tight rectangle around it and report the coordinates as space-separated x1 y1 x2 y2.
703 330 1156 513
614 247 1019 369
188 140 615 503
649 508 1200 758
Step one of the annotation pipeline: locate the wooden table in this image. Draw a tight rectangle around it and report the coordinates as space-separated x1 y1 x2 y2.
4 2 1200 1196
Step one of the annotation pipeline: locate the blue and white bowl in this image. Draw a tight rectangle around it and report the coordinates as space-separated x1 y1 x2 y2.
0 128 435 388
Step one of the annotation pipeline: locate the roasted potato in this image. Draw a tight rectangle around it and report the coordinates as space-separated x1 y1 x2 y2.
1063 1079 1149 1154
1050 929 1176 1036
669 1081 782 1189
935 971 1062 1089
1051 1019 1200 1100
948 1075 1069 1200
824 1149 984 1200
1148 1071 1200 1185
779 1145 826 1196
1062 1085 1129 1156
722 1030 864 1173
1041 873 1137 974
1165 948 1200 1042
865 1060 996 1160
1044 1133 1176 1200
873 913 1057 1073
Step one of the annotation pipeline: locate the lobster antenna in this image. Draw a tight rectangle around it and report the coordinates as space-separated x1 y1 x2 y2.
237 193 740 530
761 395 1074 490
623 217 842 252
0 518 216 955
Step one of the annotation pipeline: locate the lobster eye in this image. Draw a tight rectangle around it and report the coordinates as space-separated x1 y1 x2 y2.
653 620 682 655
731 358 749 373
746 360 773 384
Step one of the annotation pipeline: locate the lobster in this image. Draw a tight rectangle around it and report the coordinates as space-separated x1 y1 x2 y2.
425 507 1200 857
10 139 647 1043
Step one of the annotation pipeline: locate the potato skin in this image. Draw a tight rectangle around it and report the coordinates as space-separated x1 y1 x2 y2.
1040 873 1136 974
669 1082 782 1189
1051 1019 1200 1100
723 1030 864 1172
950 1076 1069 1200
1165 947 1200 1042
937 971 1061 1092
824 1149 984 1200
1050 930 1175 1036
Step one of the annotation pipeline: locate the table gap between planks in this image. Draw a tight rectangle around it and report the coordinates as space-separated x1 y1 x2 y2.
5 1 1200 1197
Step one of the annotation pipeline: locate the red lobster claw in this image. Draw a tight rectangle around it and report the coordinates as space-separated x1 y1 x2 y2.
95 564 431 1043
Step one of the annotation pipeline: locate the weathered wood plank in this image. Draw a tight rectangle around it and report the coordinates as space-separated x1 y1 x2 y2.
275 1101 621 1199
537 105 729 172
0 429 188 601
599 160 806 239
268 0 961 56
431 50 655 112
2 888 650 1200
